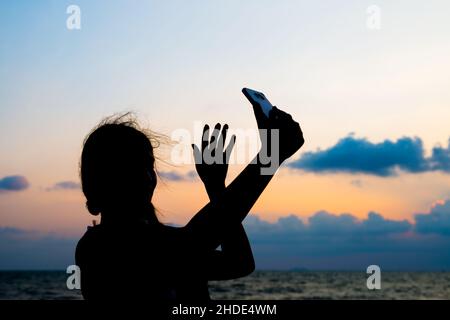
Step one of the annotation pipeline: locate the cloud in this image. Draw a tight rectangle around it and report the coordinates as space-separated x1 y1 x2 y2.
289 135 450 176
243 206 450 270
0 175 29 192
415 200 450 235
244 214 306 240
46 181 81 191
362 212 412 234
158 170 197 181
245 211 411 237
429 139 450 172
308 211 361 234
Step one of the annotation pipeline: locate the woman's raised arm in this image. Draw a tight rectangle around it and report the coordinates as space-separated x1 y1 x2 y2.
185 105 304 252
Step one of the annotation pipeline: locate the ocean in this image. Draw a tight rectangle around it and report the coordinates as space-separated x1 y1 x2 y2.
1 271 449 300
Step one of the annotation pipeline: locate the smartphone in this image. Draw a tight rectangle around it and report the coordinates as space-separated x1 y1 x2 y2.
242 88 273 118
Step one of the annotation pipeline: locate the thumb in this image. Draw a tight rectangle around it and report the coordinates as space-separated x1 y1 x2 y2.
192 144 202 164
224 135 236 164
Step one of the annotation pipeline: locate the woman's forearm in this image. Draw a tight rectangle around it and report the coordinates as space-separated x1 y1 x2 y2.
221 224 255 274
203 182 255 277
204 181 255 265
186 153 276 250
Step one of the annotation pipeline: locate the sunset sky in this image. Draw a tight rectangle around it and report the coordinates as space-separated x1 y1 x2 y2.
1 0 450 270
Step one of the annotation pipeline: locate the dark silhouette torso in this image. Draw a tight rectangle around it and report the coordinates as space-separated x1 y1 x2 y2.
76 221 210 301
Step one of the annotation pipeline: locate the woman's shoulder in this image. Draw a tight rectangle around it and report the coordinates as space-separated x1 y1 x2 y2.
77 224 106 244
75 225 103 255
77 222 183 243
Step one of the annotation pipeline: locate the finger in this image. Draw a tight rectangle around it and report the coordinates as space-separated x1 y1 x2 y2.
191 143 202 164
217 123 228 150
224 134 236 163
201 124 210 152
210 123 221 146
270 106 292 122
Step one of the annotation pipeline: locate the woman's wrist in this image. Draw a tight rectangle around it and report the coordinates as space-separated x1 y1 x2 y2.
206 181 225 191
255 150 281 171
205 181 226 200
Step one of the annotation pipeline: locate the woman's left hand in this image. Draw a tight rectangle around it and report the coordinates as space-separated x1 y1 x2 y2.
192 123 236 198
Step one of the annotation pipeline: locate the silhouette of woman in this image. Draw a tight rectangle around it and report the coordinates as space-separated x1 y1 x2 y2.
75 104 304 300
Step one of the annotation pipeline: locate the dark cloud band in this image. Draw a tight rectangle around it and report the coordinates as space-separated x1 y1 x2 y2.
0 175 29 192
289 136 450 176
46 181 81 191
158 170 196 182
243 200 450 270
1 200 450 270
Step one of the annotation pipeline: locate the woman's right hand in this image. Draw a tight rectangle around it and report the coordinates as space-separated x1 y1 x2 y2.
252 104 304 164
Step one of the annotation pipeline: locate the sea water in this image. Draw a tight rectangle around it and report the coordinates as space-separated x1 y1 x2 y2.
1 271 449 300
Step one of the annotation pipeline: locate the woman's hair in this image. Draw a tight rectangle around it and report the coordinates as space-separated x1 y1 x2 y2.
80 113 160 216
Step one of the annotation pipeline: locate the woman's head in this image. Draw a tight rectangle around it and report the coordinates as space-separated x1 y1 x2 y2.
80 114 158 218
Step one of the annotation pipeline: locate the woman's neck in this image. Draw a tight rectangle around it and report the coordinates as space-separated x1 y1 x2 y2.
100 203 158 225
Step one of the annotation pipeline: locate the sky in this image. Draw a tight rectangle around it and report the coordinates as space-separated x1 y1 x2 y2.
1 0 450 270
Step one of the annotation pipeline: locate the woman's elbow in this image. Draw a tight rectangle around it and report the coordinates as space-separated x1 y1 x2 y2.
247 256 256 274
236 256 255 277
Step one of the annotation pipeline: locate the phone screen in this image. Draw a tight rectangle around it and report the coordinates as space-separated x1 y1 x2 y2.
242 88 273 117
